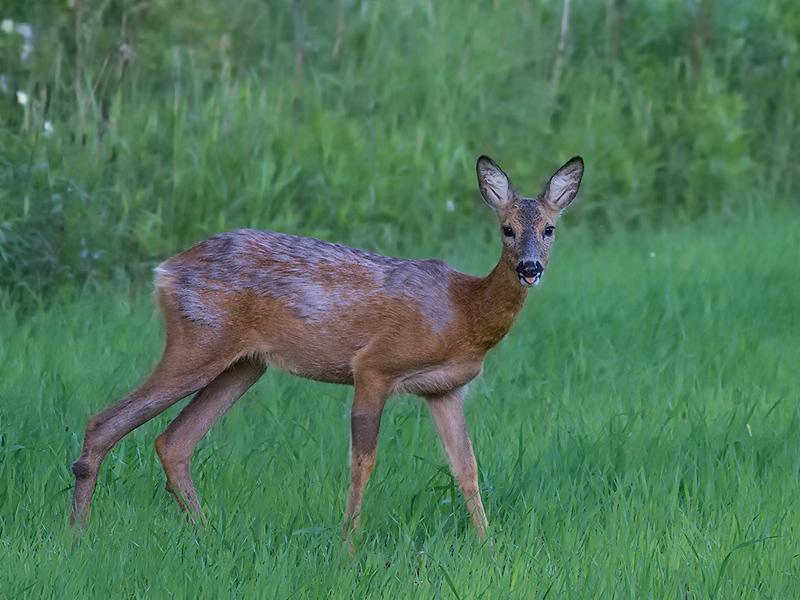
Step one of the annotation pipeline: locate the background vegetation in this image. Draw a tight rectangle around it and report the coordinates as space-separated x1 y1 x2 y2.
1 0 799 597
1 0 799 306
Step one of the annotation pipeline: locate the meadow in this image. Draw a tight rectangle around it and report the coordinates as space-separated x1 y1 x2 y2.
2 0 800 597
2 208 799 597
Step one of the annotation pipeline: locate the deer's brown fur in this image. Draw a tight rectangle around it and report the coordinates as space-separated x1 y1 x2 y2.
70 155 584 556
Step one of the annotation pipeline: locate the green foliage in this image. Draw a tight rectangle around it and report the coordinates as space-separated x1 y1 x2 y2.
0 0 799 306
1 210 799 597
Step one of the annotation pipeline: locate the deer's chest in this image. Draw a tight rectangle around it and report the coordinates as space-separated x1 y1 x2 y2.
392 359 484 396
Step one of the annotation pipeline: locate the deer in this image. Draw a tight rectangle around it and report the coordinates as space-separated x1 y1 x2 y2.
70 155 584 556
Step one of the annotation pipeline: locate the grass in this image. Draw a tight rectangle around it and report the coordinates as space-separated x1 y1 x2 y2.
1 206 799 598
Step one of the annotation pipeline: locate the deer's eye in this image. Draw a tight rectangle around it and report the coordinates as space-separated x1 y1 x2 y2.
543 226 555 238
502 225 515 238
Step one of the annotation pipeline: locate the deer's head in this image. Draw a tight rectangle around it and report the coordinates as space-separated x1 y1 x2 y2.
477 155 584 287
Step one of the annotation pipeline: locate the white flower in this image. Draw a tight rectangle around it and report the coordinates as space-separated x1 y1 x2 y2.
649 252 656 258
43 120 54 137
15 23 32 39
21 40 33 61
15 23 33 61
445 200 455 212
16 91 28 105
1 19 13 34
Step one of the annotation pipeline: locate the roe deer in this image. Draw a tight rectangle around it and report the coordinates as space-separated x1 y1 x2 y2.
70 155 584 555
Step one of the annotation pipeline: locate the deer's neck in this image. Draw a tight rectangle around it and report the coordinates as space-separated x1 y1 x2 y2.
464 249 528 351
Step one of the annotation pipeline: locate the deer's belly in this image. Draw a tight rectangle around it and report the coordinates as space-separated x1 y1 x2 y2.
255 349 355 385
256 343 482 396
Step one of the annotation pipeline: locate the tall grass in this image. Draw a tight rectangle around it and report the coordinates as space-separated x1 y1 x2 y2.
1 0 799 307
1 209 798 597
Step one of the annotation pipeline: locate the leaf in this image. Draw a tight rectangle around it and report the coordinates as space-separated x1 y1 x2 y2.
711 536 779 597
291 526 326 536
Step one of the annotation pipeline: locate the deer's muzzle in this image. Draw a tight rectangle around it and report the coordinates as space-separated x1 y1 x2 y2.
516 260 543 287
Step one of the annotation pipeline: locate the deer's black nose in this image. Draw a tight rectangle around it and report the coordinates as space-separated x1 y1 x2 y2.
516 261 543 279
517 260 543 278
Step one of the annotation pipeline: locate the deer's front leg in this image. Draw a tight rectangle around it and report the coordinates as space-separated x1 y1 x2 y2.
342 372 390 557
426 386 487 542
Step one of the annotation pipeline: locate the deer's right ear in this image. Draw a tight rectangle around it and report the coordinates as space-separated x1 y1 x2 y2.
477 156 513 210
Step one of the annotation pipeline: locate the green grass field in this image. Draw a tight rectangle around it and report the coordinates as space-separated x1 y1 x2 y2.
2 1 800 597
2 208 798 598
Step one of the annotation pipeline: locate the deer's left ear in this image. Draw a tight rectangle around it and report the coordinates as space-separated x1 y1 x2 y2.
477 156 514 211
544 156 584 212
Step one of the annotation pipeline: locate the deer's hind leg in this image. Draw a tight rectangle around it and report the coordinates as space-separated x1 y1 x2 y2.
342 370 392 557
155 358 267 522
70 340 238 528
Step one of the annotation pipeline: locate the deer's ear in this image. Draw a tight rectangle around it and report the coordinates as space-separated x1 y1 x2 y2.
477 156 513 210
544 156 584 212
